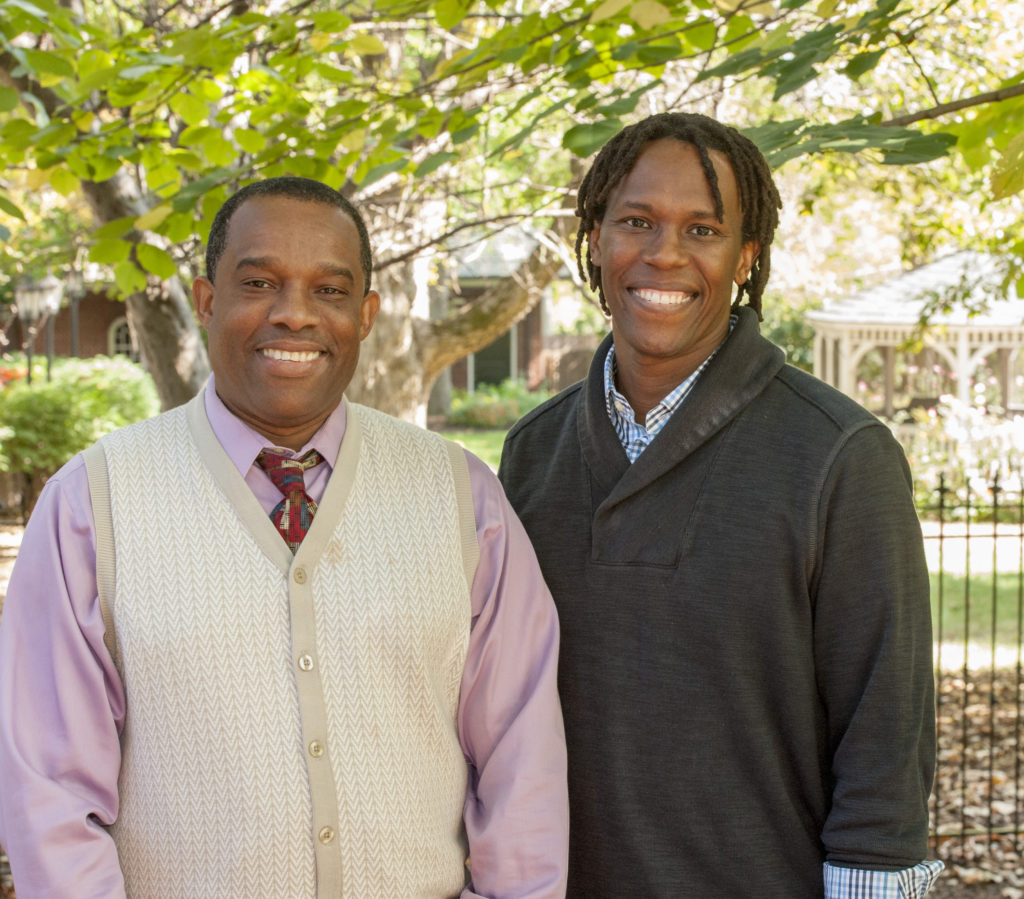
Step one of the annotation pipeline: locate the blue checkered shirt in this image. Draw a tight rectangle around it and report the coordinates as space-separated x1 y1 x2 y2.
604 323 945 896
604 317 733 462
823 860 944 898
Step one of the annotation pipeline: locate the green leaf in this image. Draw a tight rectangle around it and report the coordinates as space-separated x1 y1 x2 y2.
178 125 220 147
163 212 195 243
94 217 136 239
451 122 481 144
697 44 764 80
636 41 682 66
170 92 209 127
22 48 75 79
773 57 821 99
236 128 268 154
415 151 459 177
434 0 473 30
880 131 957 165
134 204 174 231
89 238 132 264
118 64 166 81
2 0 53 21
681 21 716 53
311 10 353 30
563 118 623 157
136 243 178 279
359 157 408 187
88 155 123 181
0 195 26 221
844 47 886 80
78 49 115 80
113 260 148 295
31 121 76 150
0 87 18 113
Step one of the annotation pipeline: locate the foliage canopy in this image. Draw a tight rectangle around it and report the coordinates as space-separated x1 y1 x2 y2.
2 0 1023 416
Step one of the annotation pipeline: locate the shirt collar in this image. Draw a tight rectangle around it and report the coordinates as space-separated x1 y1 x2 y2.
604 313 738 436
203 373 347 478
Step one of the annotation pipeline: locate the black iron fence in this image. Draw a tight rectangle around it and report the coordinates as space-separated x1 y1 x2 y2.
924 473 1024 870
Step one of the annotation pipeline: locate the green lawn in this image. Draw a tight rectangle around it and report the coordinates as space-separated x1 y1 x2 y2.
931 571 1023 649
440 429 507 471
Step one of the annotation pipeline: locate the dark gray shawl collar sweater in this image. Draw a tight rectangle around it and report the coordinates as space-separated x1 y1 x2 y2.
500 305 935 897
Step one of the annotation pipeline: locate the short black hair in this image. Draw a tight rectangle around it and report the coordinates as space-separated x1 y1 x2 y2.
575 112 781 318
205 176 374 294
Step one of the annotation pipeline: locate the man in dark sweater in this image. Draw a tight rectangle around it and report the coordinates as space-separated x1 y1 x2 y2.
498 112 943 897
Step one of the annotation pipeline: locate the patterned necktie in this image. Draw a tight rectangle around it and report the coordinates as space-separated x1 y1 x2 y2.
256 448 325 553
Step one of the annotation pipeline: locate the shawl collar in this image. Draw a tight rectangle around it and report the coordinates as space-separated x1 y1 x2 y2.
581 305 786 511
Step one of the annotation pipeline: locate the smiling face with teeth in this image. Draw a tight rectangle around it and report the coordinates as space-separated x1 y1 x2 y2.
588 137 759 420
193 195 380 450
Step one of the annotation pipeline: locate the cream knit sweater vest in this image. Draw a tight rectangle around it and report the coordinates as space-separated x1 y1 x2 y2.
94 395 473 898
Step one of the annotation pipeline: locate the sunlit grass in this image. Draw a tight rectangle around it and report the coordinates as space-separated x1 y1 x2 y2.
440 428 506 471
932 572 1022 647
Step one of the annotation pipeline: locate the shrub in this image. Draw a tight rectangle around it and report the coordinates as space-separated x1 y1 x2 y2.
0 356 160 513
445 379 554 429
888 396 1024 518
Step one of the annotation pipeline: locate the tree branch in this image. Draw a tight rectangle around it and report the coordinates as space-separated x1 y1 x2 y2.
883 81 1024 127
421 178 582 383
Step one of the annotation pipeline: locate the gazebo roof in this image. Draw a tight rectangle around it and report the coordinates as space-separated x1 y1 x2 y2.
807 251 1024 329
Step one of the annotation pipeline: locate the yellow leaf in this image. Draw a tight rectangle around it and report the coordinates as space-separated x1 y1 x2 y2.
761 23 792 52
134 204 174 231
310 32 332 53
50 167 80 197
630 0 671 29
591 0 632 23
349 34 385 55
73 111 95 133
338 128 366 152
992 132 1024 200
25 167 54 190
715 0 771 11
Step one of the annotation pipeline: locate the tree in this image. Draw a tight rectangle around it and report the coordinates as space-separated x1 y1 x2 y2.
2 0 1022 419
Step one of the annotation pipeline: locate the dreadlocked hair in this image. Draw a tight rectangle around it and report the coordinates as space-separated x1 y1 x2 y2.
574 112 781 319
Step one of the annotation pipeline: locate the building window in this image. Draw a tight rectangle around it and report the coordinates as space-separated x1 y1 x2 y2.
108 317 140 362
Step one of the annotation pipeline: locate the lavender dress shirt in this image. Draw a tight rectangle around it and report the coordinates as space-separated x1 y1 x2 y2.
0 380 569 899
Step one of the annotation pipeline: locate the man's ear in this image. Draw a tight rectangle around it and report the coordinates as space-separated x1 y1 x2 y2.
588 226 603 267
193 277 214 326
359 290 381 340
735 241 760 286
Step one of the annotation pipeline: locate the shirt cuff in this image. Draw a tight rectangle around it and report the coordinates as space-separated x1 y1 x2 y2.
823 860 945 898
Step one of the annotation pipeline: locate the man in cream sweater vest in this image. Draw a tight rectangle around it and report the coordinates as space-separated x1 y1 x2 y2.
0 177 569 898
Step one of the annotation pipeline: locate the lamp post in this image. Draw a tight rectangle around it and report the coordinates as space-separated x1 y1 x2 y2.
14 273 64 384
65 270 85 357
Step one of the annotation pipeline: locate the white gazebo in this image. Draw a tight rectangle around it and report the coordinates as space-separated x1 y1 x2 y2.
806 252 1024 417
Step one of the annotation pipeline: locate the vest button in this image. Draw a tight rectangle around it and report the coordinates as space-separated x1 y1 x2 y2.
293 567 307 584
298 653 314 671
318 826 335 844
309 740 324 758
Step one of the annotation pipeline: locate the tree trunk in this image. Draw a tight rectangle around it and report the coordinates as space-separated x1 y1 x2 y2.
124 280 210 410
348 210 576 423
80 174 210 410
